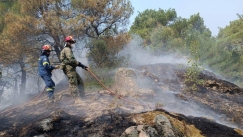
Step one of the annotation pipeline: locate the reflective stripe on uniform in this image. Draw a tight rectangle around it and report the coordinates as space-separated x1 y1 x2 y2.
43 62 49 65
46 88 53 91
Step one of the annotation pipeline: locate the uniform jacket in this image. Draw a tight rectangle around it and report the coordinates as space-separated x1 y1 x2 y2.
60 47 78 71
38 53 55 76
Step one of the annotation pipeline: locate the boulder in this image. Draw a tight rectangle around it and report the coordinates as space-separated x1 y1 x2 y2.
154 114 175 137
115 68 155 97
121 114 175 137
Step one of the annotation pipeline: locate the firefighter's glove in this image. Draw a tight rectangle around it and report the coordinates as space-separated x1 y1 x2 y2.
54 65 60 69
78 62 88 70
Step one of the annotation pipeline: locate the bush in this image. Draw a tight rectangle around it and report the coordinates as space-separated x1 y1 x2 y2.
87 34 130 68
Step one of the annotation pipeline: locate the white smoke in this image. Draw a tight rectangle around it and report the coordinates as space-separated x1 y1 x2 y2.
119 35 188 67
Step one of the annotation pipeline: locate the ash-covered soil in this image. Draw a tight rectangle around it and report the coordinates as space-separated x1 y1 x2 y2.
135 63 243 128
0 63 243 137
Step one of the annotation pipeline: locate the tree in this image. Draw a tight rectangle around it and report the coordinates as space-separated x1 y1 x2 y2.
129 8 177 45
19 0 134 61
217 14 243 51
210 15 243 85
150 25 182 53
148 12 212 54
187 13 209 34
0 11 40 94
87 33 130 68
0 0 36 95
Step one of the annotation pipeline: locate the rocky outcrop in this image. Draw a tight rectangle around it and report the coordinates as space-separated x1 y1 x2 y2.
155 114 175 137
114 68 155 97
121 114 176 137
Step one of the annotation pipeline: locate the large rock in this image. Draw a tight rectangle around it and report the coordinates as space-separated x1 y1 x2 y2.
39 118 53 131
154 114 175 137
121 125 158 137
115 68 155 97
121 114 175 137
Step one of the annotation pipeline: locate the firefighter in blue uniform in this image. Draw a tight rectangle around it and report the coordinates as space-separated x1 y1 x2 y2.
38 45 59 101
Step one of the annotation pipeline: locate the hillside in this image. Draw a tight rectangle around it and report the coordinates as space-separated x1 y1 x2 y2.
0 63 243 137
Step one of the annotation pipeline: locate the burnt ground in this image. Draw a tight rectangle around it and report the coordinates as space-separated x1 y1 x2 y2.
155 109 243 137
0 106 242 137
136 63 243 129
1 109 136 137
0 63 243 137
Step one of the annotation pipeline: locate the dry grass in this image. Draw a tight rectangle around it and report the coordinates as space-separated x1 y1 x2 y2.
235 128 243 136
133 111 204 137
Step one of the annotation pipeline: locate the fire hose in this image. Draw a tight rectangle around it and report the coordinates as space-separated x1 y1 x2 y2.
86 68 151 109
86 68 120 98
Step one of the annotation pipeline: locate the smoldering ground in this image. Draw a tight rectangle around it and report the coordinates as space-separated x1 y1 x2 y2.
117 36 240 129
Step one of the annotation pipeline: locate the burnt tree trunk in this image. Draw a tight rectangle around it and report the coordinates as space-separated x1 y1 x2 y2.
53 35 63 62
19 63 26 95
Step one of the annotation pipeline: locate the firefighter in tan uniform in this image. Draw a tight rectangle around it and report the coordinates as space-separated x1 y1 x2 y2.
60 36 88 102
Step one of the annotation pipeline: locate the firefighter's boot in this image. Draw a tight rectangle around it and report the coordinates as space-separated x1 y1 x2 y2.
45 97 55 107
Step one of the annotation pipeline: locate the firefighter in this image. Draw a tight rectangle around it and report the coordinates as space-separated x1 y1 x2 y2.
60 36 88 102
38 45 59 102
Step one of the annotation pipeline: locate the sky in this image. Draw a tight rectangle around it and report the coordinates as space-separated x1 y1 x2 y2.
128 0 243 36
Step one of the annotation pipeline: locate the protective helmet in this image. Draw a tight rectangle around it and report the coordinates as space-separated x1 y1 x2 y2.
65 36 76 43
42 45 51 51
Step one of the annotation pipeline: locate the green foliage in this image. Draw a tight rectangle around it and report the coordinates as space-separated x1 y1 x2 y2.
132 9 212 56
0 0 16 33
183 41 204 91
129 8 177 45
204 15 243 86
87 39 109 67
150 25 185 54
187 13 209 33
217 16 243 48
87 38 126 68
